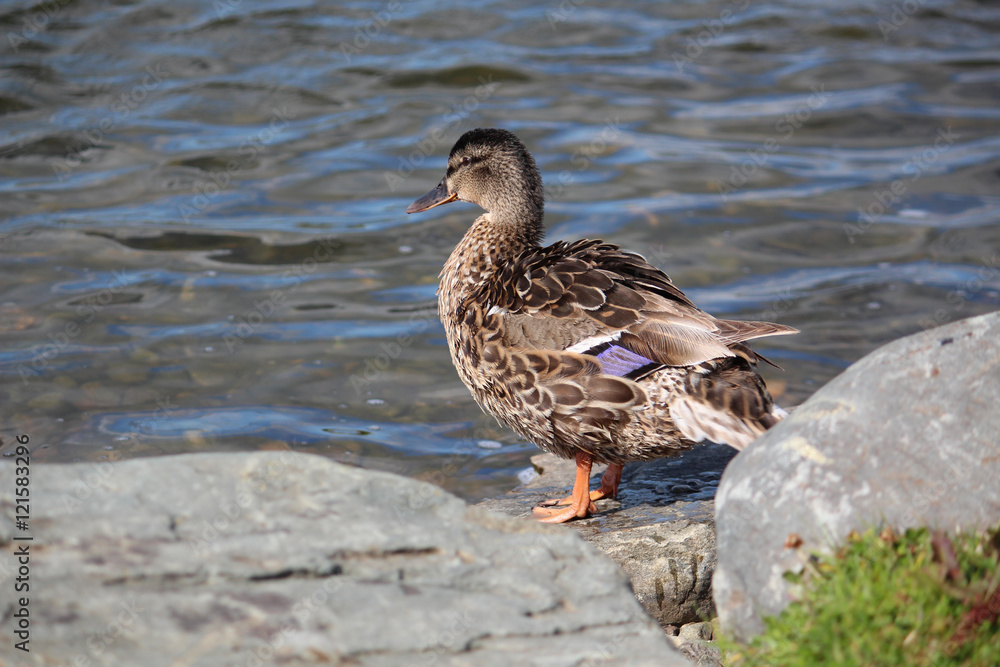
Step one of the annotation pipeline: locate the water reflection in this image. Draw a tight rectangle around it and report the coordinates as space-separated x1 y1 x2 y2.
1 0 998 500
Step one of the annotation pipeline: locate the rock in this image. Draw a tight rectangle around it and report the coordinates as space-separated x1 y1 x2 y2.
670 622 721 667
714 311 1000 642
0 451 693 666
675 640 723 667
479 443 739 626
677 621 714 642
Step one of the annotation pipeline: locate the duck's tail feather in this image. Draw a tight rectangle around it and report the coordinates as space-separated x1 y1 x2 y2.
667 357 788 451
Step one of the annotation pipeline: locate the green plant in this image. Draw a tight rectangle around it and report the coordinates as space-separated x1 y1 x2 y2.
721 524 1000 667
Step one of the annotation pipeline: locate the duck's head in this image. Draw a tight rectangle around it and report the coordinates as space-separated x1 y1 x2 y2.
406 128 544 230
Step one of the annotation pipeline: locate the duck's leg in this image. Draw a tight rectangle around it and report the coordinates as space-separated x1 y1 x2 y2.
593 462 623 501
532 451 598 523
535 461 623 507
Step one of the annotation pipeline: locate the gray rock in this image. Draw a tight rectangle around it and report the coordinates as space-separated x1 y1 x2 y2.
670 622 721 667
675 621 713 642
0 451 692 666
714 311 1000 642
479 443 738 626
674 641 723 667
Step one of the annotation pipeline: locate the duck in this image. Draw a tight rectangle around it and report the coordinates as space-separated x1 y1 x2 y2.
406 128 797 523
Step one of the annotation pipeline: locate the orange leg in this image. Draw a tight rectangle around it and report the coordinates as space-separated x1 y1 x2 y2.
532 452 601 523
536 461 623 507
595 462 623 500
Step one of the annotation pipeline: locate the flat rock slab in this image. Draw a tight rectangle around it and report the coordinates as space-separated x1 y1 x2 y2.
714 311 1000 642
479 443 738 626
0 451 691 666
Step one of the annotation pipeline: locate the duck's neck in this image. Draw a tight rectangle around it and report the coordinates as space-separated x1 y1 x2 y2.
442 210 537 280
439 147 545 314
438 203 543 320
487 193 544 250
474 152 545 254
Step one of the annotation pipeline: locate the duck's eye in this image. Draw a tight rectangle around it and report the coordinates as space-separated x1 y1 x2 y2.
461 156 472 166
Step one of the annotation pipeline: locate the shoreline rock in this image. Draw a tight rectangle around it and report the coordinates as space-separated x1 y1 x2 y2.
478 443 738 628
12 313 995 663
0 451 692 666
713 311 1000 642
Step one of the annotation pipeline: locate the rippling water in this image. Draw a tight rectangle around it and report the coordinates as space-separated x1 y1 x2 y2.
2 0 999 500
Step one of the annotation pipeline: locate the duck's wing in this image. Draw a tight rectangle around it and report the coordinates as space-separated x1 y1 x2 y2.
471 239 796 371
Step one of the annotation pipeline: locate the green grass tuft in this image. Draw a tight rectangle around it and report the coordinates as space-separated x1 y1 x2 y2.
721 524 1000 667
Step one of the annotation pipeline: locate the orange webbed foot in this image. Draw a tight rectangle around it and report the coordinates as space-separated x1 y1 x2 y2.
535 490 608 508
533 499 597 523
534 461 623 508
532 452 608 523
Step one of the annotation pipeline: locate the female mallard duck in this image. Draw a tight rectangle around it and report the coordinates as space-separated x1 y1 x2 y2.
407 128 797 523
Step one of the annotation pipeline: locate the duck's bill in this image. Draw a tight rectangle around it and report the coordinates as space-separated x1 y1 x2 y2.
406 180 458 213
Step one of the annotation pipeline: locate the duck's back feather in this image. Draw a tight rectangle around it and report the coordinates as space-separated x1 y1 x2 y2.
467 238 796 369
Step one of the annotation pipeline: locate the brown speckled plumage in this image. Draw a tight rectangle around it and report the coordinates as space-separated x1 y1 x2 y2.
407 128 797 522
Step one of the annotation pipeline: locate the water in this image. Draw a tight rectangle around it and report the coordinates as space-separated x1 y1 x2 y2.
2 0 999 501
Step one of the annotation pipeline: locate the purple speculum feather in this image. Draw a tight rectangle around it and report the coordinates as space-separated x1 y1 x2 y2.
594 344 660 379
